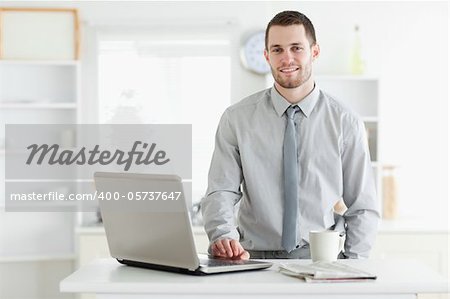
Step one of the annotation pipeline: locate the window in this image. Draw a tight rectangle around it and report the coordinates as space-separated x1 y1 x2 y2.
98 30 231 202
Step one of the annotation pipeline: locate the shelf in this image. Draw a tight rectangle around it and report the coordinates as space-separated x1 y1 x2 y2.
4 178 82 182
0 253 76 263
0 148 77 155
315 76 378 118
379 218 450 233
0 103 77 109
0 60 79 66
316 74 379 81
362 117 379 122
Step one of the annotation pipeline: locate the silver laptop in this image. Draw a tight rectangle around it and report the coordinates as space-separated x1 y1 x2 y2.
94 172 272 275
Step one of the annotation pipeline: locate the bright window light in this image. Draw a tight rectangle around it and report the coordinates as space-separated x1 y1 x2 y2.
98 37 231 201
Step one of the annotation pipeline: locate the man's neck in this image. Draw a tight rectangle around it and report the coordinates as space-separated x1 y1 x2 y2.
274 77 315 104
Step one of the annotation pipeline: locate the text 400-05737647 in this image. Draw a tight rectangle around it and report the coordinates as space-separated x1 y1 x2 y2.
96 191 182 201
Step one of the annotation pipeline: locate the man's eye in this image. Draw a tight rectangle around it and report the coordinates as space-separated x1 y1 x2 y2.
272 48 281 53
293 46 303 51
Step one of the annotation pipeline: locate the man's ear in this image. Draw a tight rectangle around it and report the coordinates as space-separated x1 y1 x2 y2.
264 49 270 63
311 43 320 61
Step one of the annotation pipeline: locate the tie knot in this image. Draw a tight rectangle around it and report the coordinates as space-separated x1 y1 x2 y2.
286 105 300 119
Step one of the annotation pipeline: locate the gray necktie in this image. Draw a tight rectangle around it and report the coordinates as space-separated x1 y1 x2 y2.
282 105 300 252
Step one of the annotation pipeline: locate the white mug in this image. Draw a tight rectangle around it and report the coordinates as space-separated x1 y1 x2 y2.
309 230 345 262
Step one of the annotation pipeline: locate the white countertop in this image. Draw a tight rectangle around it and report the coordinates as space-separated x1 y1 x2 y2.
77 218 450 235
60 258 448 295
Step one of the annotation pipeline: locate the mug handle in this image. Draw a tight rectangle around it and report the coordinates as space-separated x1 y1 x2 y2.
338 235 345 253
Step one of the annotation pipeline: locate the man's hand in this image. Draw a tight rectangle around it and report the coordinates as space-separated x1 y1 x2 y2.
211 238 250 260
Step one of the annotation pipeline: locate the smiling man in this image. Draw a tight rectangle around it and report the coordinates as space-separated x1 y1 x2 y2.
202 11 380 260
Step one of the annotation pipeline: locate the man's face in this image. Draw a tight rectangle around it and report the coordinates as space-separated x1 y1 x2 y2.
264 25 320 89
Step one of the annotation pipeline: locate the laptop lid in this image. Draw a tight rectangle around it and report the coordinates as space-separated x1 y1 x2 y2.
94 172 200 271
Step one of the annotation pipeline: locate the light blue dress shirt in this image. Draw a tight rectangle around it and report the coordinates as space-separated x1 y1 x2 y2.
201 84 380 258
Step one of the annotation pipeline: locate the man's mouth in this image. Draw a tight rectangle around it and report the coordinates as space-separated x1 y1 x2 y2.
279 67 299 73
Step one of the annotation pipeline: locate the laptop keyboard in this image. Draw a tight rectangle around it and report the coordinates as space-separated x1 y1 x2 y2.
199 257 253 267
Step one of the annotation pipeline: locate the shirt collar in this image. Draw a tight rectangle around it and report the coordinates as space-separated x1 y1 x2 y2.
271 83 320 118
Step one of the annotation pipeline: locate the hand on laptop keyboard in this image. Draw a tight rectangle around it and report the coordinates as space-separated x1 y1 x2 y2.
211 238 250 260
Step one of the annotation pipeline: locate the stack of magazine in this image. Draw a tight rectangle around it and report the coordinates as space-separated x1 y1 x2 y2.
279 262 377 283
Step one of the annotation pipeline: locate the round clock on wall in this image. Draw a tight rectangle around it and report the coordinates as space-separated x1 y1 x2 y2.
240 31 271 75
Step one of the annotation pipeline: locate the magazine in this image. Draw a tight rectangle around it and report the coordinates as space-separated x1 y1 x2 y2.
279 261 377 283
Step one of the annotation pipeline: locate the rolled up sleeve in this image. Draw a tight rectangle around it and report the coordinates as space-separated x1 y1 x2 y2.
341 117 381 258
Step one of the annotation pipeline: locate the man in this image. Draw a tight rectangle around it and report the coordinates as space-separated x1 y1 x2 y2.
201 11 380 260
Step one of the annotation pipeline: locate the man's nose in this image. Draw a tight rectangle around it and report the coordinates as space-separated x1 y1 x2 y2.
280 51 294 64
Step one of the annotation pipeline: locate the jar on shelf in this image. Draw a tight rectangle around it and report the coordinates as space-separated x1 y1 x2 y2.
382 165 399 219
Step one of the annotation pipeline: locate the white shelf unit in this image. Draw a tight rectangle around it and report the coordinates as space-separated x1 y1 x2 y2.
0 103 77 109
315 75 381 207
0 60 80 261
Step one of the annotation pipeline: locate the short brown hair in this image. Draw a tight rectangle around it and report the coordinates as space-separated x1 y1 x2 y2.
265 11 317 50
